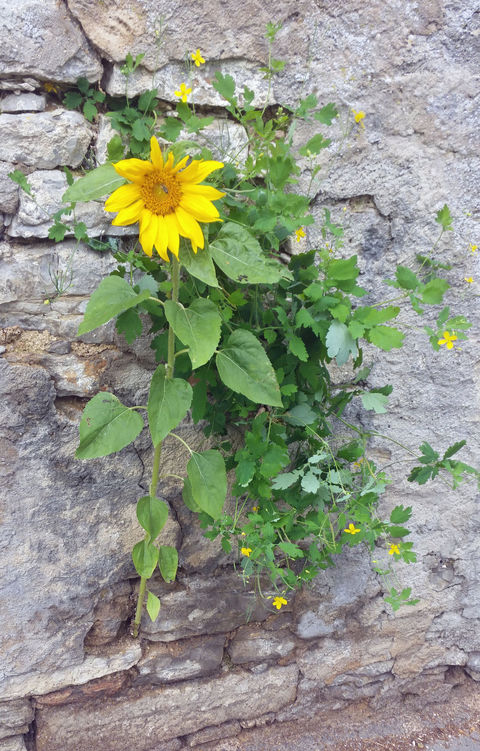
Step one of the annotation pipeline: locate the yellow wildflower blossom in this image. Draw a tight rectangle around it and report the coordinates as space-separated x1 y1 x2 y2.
174 82 192 103
352 109 365 125
438 331 458 350
105 136 224 261
191 49 205 67
465 277 474 283
252 506 259 512
272 596 287 610
344 522 361 535
389 544 400 555
469 244 477 254
295 227 306 242
241 547 252 557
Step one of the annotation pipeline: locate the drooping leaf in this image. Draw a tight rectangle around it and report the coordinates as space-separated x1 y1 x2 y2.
8 168 33 196
179 241 219 287
136 495 169 540
361 391 389 414
157 545 178 583
210 223 285 284
146 591 161 621
367 325 404 351
164 298 221 369
396 266 420 290
326 320 358 365
132 540 158 578
284 403 318 426
62 163 126 203
147 364 192 445
76 392 144 459
421 278 450 304
182 476 202 513
216 329 282 406
443 440 466 460
78 275 151 335
116 308 143 344
187 449 227 520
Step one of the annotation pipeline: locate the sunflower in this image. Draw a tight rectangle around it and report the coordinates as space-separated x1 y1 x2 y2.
105 137 224 261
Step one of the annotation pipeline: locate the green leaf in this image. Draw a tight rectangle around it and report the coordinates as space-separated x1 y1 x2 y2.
326 320 358 365
368 326 404 351
83 100 97 122
48 221 69 242
107 134 125 162
78 275 151 335
138 88 158 111
361 392 389 414
210 223 285 284
355 306 400 326
159 117 183 142
76 392 144 459
284 403 317 426
63 91 83 109
182 476 201 512
288 334 308 361
164 298 221 369
146 591 161 621
396 266 420 290
136 495 169 539
435 204 453 231
272 471 299 490
62 163 126 203
187 449 227 520
158 545 178 583
73 221 89 242
8 168 33 196
278 541 304 559
313 102 338 125
179 241 219 287
421 278 450 304
408 466 433 484
212 72 236 101
299 133 331 156
132 117 152 141
389 526 410 538
116 308 143 344
419 441 439 463
147 364 192 445
327 256 359 281
76 77 91 95
443 439 466 460
132 540 158 578
390 505 412 524
236 458 256 487
216 329 282 407
301 472 320 494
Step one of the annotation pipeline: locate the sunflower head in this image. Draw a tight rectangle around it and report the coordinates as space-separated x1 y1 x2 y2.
105 137 224 262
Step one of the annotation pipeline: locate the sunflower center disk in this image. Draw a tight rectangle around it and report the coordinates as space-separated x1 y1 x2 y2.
140 170 182 215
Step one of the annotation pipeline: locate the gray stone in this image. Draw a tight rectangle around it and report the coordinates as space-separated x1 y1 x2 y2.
138 571 275 642
0 738 27 751
1 93 46 113
297 635 394 686
0 111 93 169
228 626 295 664
136 634 226 684
35 664 299 751
185 720 241 747
0 0 101 84
0 163 20 215
84 581 132 647
95 115 119 166
0 699 33 740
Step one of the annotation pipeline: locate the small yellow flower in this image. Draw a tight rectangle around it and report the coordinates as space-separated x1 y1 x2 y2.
389 544 400 555
252 506 259 512
438 331 458 350
344 522 361 535
174 82 192 103
191 49 205 67
240 531 246 537
43 82 59 94
295 227 306 242
241 547 252 557
469 244 477 254
464 277 474 283
352 109 365 125
272 596 287 610
353 457 364 469
43 299 50 305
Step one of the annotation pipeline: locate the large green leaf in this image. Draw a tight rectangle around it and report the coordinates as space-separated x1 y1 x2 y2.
164 298 221 369
62 163 126 203
216 329 282 406
136 495 169 540
78 275 152 335
326 320 358 365
368 325 404 351
146 591 161 621
132 540 158 578
76 392 144 459
179 241 219 287
187 449 227 520
147 364 192 445
210 223 285 284
158 545 178 583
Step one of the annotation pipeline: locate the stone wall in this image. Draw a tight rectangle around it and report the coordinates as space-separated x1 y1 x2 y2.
0 1 479 749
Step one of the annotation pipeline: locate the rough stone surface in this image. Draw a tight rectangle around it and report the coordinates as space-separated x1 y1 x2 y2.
0 163 21 215
35 665 299 751
136 634 226 684
0 699 33 740
0 0 102 84
0 93 46 113
228 626 296 664
185 720 241 747
0 738 27 751
0 110 93 169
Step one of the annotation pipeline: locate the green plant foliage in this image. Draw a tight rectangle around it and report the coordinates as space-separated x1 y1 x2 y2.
136 495 169 540
216 329 283 406
147 365 193 445
164 298 221 368
77 275 152 335
186 450 227 520
76 393 144 459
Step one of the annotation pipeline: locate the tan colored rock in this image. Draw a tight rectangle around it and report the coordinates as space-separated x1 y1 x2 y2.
228 626 295 664
136 634 226 683
297 634 394 685
35 664 299 751
0 699 33 740
0 738 27 751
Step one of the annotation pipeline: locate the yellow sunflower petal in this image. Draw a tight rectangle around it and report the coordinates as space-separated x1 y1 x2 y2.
179 194 221 222
182 184 225 201
111 199 144 226
155 215 169 261
164 152 175 173
171 155 191 174
105 183 142 212
150 137 164 170
138 211 154 256
175 206 205 249
177 159 224 184
113 158 155 183
164 213 180 258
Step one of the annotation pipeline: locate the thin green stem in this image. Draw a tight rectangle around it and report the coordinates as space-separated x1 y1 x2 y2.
169 432 194 454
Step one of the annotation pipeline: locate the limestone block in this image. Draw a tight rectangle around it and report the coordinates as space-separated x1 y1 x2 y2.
0 111 93 169
175 119 249 167
136 634 226 684
228 626 295 664
137 571 274 641
0 93 46 113
0 738 27 751
0 163 20 214
84 581 132 646
0 0 101 84
297 635 394 685
35 664 299 751
185 720 241 747
0 699 33 740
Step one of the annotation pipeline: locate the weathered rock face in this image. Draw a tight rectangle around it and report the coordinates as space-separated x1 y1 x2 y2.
0 0 479 748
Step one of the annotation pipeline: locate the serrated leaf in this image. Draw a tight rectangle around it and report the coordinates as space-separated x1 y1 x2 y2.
236 458 256 487
136 495 169 539
158 545 178 583
138 88 158 111
361 391 389 414
407 466 432 484
278 541 304 558
288 334 308 361
212 71 236 101
272 471 299 490
164 298 221 369
326 320 358 365
83 99 97 122
216 329 282 407
390 505 412 524
8 168 33 196
313 102 338 125
76 392 144 459
327 256 359 281
443 439 466 460
146 591 161 621
210 223 284 284
301 471 320 494
116 308 143 344
396 266 419 290
367 325 404 351
419 441 439 463
187 449 227 520
78 275 151 335
389 525 410 538
159 117 183 142
299 133 331 156
147 364 192 445
421 278 450 304
63 91 83 109
284 403 317 426
62 163 126 203
48 222 69 242
132 117 151 141
435 204 453 231
132 540 158 578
